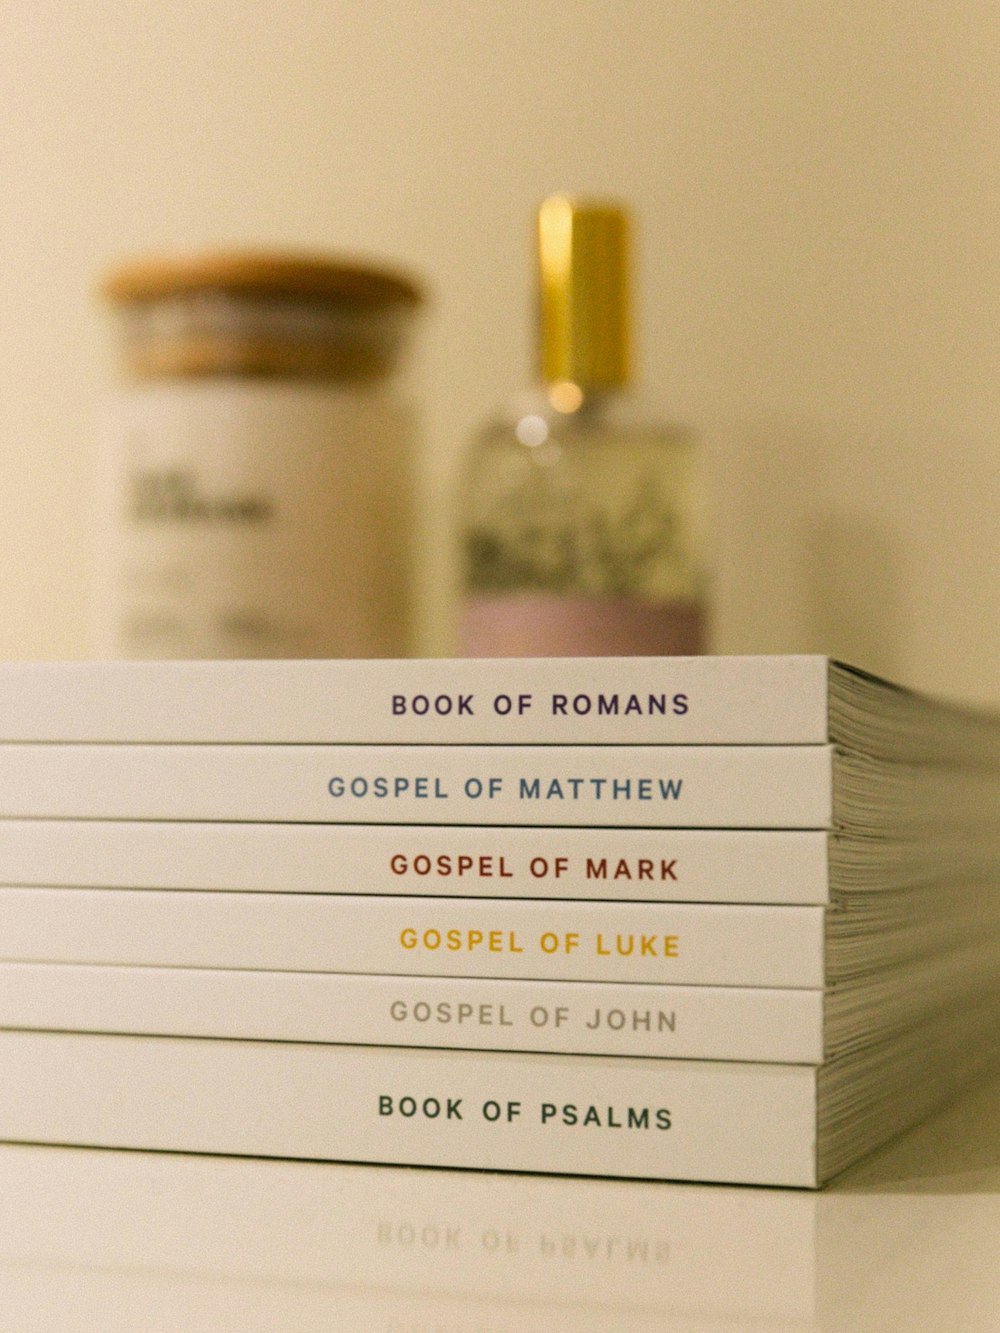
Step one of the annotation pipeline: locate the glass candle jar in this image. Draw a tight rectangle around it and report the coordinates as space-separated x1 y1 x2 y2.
97 251 422 659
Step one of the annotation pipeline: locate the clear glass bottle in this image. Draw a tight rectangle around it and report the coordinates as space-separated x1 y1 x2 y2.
456 197 708 657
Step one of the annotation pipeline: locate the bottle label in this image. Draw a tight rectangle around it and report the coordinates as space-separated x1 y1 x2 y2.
95 382 413 659
458 594 705 657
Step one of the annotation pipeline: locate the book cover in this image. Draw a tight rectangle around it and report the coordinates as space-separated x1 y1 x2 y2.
0 890 827 987
0 655 832 744
0 656 993 767
0 1030 822 1187
0 963 826 1062
0 741 994 830
5 819 995 904
0 820 831 904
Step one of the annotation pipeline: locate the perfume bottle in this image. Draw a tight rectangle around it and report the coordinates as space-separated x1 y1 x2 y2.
456 196 708 657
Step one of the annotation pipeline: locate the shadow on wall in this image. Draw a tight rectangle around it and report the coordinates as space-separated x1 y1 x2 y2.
708 419 811 654
804 512 904 679
710 420 904 675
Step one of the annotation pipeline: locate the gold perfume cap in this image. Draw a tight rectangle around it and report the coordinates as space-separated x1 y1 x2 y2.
537 195 631 388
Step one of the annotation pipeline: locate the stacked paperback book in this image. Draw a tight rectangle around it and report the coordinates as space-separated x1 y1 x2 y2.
1 655 999 1188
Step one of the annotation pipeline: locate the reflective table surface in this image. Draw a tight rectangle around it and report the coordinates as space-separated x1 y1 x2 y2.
3 1074 1000 1331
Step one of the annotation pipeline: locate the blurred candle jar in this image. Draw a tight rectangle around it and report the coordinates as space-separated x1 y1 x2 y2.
97 251 423 658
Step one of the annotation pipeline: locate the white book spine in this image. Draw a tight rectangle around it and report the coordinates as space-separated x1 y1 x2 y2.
0 890 827 987
0 743 835 828
0 655 831 743
0 820 831 903
0 964 826 1063
0 1031 821 1187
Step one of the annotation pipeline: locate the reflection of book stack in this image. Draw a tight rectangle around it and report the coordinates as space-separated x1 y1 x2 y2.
2 657 999 1187
0 1145 819 1326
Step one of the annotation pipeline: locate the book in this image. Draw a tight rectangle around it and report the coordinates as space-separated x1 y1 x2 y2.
0 742 996 830
0 819 831 903
0 964 826 1062
4 819 996 904
0 656 995 763
5 945 997 1064
7 882 1000 985
7 885 1000 991
0 889 828 987
0 1030 823 1187
4 1008 999 1186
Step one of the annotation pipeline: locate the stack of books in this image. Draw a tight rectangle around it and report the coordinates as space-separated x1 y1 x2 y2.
1 655 999 1188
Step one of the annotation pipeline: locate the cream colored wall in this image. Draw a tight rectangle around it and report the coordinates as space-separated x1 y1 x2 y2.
1 2 996 703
